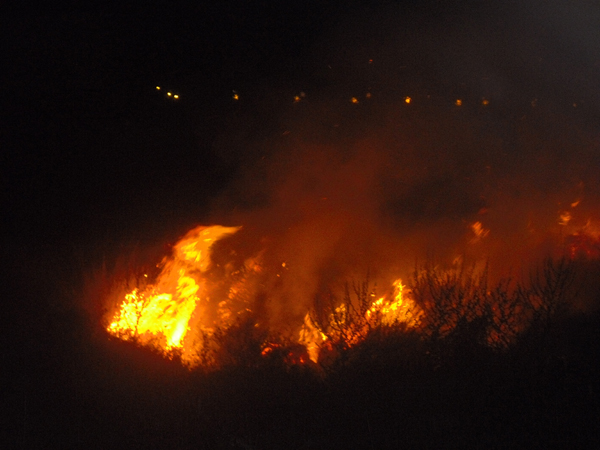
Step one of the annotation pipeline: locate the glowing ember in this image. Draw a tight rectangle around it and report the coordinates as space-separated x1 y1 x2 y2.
563 218 600 259
470 221 489 242
559 211 572 226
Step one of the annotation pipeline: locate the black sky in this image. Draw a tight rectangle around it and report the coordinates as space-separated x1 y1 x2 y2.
3 2 346 246
3 0 600 265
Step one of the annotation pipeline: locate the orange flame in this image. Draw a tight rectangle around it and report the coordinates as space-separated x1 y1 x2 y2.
298 279 419 363
367 280 418 326
107 225 241 350
106 209 596 367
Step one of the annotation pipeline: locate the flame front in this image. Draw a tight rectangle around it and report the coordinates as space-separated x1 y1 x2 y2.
107 223 419 365
105 212 596 367
299 279 419 363
107 225 241 350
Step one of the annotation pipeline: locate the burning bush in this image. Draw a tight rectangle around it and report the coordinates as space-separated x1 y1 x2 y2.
101 221 592 371
301 277 420 364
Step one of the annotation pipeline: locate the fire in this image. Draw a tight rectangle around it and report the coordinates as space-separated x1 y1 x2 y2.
107 223 420 365
107 225 241 351
564 219 600 259
298 312 327 363
554 199 600 259
104 206 597 367
298 279 419 363
559 211 572 226
470 221 489 242
367 280 417 326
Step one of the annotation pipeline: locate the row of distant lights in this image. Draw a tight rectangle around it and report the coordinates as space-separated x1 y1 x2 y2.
350 95 481 106
157 86 579 110
233 90 486 107
157 86 468 105
156 86 179 99
233 90 479 107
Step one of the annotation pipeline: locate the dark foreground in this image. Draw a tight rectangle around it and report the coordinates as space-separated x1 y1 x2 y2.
5 250 600 450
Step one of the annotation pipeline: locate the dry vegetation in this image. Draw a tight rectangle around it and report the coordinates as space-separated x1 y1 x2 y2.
9 255 600 449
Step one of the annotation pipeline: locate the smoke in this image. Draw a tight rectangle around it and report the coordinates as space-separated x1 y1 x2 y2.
194 1 600 330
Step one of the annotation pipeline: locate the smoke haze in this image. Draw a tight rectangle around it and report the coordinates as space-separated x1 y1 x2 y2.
175 1 600 328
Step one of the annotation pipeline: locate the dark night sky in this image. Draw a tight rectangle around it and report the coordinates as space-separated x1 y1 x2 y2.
3 0 600 275
3 2 355 246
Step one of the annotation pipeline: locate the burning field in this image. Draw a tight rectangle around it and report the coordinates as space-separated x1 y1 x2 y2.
82 6 600 443
105 223 419 365
8 2 600 448
100 64 600 369
103 214 600 369
100 90 600 369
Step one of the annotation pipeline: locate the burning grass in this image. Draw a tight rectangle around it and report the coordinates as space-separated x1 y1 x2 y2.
41 227 599 449
98 224 598 371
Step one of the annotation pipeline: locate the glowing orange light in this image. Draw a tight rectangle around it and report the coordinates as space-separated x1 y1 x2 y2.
481 98 489 106
298 278 419 363
156 86 161 90
470 221 490 242
404 96 411 104
298 313 327 363
455 99 462 106
167 92 172 97
350 97 359 104
559 212 572 226
107 225 241 356
173 94 179 99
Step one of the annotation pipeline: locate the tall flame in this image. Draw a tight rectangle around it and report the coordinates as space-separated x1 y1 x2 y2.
107 225 241 349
